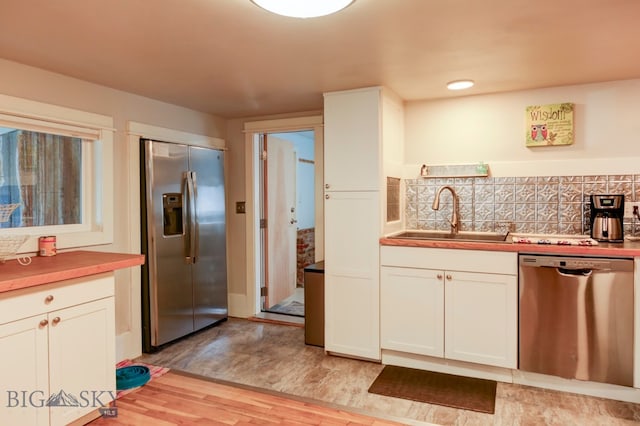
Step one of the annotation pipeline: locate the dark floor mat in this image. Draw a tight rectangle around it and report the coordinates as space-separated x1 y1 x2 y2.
266 300 304 317
368 365 497 414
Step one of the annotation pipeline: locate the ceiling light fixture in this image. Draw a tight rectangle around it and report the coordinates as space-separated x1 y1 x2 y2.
446 80 475 91
251 0 355 18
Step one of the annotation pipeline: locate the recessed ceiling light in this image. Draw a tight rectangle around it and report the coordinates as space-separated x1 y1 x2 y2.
251 0 355 18
446 80 475 91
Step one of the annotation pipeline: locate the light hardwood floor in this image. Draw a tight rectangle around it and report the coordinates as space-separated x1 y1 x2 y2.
128 318 640 425
89 370 415 425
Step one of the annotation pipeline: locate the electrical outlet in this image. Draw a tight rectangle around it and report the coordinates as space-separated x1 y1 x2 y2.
624 201 640 218
235 201 246 214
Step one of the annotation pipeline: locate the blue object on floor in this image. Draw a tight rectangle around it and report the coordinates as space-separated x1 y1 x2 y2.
116 365 151 390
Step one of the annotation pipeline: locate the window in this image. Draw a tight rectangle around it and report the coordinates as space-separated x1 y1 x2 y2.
0 93 114 253
0 128 82 228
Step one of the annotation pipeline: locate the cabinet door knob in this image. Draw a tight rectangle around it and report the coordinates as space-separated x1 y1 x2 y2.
446 274 452 281
52 317 61 326
437 274 443 280
44 295 54 304
325 183 330 189
325 194 330 199
39 319 48 327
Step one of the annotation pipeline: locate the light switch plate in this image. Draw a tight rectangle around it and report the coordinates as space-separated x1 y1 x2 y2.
623 201 640 218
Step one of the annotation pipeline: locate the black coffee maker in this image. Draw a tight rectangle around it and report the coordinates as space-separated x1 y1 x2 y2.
590 194 624 242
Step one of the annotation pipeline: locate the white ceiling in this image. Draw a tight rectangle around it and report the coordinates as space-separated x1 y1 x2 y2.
2 0 639 118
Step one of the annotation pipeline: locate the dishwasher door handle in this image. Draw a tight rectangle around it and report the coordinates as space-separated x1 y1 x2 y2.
557 267 593 276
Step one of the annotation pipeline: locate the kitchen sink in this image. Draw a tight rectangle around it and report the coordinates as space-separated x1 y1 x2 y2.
388 230 510 243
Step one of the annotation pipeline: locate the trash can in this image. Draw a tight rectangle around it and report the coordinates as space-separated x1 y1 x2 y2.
304 261 324 347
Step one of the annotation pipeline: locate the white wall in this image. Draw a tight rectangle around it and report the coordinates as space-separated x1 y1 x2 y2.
381 87 405 236
224 118 249 306
404 79 640 177
0 58 226 359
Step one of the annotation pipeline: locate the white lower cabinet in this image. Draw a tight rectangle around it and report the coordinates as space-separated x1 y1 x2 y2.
0 314 49 426
324 191 380 360
444 270 517 368
380 266 444 357
380 246 518 369
0 274 115 426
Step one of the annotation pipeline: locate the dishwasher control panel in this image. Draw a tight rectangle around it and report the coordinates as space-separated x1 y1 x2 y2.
519 254 629 270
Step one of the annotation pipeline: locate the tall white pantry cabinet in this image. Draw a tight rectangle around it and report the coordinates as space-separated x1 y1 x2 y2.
323 86 404 360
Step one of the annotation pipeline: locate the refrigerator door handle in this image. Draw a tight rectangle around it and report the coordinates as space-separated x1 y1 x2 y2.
191 171 199 262
185 171 197 264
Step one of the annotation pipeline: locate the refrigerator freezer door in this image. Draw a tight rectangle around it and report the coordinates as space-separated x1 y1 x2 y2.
189 147 228 330
144 140 195 346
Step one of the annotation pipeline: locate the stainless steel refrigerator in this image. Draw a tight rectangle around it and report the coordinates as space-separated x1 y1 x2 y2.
140 139 227 352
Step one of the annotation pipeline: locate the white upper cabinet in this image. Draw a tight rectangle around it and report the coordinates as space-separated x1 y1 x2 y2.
323 87 382 191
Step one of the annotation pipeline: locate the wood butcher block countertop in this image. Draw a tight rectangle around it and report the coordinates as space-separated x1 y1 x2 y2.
380 237 640 257
0 250 145 293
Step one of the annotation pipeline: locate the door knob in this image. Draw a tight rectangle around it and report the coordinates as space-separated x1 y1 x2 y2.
52 317 61 326
325 184 330 189
39 319 48 328
437 274 443 280
325 194 330 199
446 274 452 281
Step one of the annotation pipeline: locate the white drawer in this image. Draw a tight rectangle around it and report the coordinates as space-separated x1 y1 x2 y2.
0 273 115 325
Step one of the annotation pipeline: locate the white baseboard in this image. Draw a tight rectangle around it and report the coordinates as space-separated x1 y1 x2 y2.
116 330 141 362
513 370 640 404
381 350 513 383
228 292 252 318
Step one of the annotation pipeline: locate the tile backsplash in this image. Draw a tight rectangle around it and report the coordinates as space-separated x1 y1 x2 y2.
405 174 640 236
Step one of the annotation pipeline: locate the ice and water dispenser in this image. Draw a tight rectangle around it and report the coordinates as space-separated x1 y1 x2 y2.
162 193 183 236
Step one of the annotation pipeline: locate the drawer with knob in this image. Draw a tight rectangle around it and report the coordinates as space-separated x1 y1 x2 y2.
0 273 114 325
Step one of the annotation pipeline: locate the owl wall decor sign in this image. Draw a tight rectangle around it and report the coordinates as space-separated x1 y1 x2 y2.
525 102 574 147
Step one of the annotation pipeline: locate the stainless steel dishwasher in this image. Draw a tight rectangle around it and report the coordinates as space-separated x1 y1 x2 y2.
519 254 634 387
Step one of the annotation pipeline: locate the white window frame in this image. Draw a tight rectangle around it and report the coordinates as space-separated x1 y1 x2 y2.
0 93 114 253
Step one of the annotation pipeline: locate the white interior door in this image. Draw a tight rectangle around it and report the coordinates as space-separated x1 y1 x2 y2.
266 136 297 309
